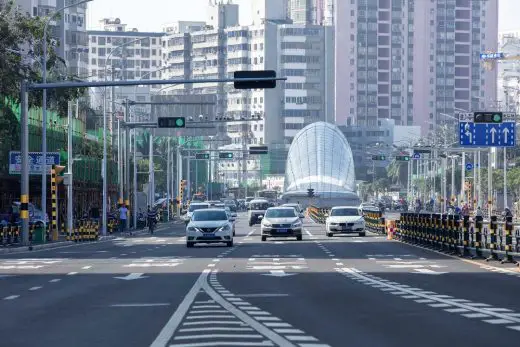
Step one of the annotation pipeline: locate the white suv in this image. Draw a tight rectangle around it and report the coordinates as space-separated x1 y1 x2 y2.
325 206 366 237
186 209 234 247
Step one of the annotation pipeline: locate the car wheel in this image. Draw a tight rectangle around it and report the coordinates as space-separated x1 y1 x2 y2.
296 235 302 241
326 232 333 237
226 241 234 247
249 223 253 227
359 232 366 237
261 236 267 242
186 242 194 248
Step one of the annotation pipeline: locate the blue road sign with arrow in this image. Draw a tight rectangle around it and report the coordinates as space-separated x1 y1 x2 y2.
412 153 421 160
466 163 473 171
458 112 516 147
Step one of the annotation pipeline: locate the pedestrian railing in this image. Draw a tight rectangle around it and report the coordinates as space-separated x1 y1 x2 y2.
307 206 329 224
394 213 520 264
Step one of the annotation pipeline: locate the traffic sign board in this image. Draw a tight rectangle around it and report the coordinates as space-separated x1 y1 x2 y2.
459 121 515 147
466 163 473 171
412 153 421 160
9 151 60 175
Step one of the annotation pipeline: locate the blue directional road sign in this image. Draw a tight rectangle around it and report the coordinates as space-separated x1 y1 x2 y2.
466 163 473 171
412 153 421 160
458 112 516 147
8 151 60 175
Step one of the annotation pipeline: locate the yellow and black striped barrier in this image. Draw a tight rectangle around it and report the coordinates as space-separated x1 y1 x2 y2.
363 209 385 234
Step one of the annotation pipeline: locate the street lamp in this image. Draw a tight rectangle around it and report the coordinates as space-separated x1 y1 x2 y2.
102 37 148 236
41 0 92 236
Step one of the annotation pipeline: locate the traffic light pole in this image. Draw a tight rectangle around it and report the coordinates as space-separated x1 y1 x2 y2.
67 101 73 240
176 145 182 218
124 100 130 227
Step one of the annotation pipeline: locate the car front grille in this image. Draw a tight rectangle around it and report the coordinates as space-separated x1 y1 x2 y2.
201 227 218 233
272 224 291 228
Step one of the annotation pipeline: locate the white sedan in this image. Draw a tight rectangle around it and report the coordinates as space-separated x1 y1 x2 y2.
186 209 234 247
325 206 366 237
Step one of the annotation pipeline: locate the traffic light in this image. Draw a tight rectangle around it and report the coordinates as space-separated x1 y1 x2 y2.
307 188 315 198
53 165 66 184
396 155 410 161
157 117 186 128
219 152 234 159
234 70 277 89
474 112 503 123
195 153 210 160
249 146 269 155
371 155 386 161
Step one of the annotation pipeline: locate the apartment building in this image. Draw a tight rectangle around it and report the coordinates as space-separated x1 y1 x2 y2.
9 0 89 77
497 31 520 112
335 0 498 134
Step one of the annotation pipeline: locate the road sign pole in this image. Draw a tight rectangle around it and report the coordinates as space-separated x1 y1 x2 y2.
67 101 73 241
488 148 493 216
20 81 29 245
473 152 477 210
477 151 482 208
451 157 456 204
442 156 447 213
461 152 465 204
176 145 181 218
504 148 507 209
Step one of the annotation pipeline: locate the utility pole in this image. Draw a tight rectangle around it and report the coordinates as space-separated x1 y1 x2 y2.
148 132 154 207
488 148 493 216
473 151 477 210
176 145 182 218
124 100 130 228
461 152 465 204
166 137 171 221
67 101 73 240
442 156 447 213
132 128 137 229
451 156 456 203
20 81 29 244
478 150 482 208
504 148 507 209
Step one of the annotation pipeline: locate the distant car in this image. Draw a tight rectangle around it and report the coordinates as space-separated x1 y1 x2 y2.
206 200 221 207
224 206 237 236
326 206 366 237
186 209 234 248
248 199 270 226
282 203 304 218
185 203 210 224
260 207 303 241
224 200 237 212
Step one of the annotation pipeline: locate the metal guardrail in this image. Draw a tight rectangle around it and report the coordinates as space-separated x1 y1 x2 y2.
394 213 520 265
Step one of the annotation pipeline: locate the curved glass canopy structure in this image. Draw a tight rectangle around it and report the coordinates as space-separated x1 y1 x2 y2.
283 122 357 201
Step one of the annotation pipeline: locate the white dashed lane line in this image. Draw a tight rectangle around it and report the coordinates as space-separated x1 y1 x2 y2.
3 295 19 300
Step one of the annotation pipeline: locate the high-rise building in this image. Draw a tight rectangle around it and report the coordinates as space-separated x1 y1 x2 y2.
8 0 89 77
287 0 325 25
497 31 520 113
335 0 498 135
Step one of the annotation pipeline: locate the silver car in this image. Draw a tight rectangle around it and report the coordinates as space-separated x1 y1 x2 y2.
260 207 303 241
186 209 234 248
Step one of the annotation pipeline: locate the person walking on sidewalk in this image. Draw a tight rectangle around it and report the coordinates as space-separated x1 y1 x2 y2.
118 203 129 235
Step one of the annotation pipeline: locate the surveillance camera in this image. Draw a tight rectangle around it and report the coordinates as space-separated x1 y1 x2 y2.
189 116 193 121
199 114 204 120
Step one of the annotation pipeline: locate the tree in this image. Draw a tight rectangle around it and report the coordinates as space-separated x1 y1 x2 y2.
0 1 84 115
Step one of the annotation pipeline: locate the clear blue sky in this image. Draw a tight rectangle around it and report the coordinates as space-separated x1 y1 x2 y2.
87 0 519 33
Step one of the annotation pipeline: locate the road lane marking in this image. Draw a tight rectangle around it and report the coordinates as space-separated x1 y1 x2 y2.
110 303 170 307
3 295 19 300
173 333 264 340
82 266 92 270
337 267 520 332
29 286 42 291
179 327 255 332
49 279 61 283
67 272 78 275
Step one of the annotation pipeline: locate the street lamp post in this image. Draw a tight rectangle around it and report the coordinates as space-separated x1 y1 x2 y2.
102 37 148 236
41 0 92 237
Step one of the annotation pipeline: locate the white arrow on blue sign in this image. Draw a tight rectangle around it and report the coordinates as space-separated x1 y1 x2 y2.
466 163 473 171
412 153 421 160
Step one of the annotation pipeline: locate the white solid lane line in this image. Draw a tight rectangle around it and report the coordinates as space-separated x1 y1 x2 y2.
49 279 61 283
173 334 264 340
179 327 254 333
82 266 92 270
110 303 170 307
3 295 19 300
29 286 42 291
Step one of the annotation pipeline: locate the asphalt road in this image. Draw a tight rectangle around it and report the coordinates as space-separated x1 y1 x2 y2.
1 214 519 347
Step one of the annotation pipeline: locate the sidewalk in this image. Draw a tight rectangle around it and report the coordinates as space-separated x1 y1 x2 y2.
0 219 181 254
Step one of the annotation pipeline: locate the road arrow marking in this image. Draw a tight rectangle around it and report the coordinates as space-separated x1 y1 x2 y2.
490 127 497 143
413 269 447 275
114 273 148 281
261 270 297 277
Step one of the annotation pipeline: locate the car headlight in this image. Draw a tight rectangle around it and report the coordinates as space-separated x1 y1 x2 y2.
187 226 197 232
262 221 272 227
292 221 302 227
218 225 231 232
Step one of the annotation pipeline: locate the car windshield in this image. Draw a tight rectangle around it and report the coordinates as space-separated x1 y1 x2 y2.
331 208 360 217
189 204 209 212
265 208 297 218
191 210 228 221
250 202 269 210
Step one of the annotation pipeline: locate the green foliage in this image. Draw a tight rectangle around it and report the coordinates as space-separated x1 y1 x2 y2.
0 1 84 116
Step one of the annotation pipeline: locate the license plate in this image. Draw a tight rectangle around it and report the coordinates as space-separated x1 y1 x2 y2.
278 229 288 233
